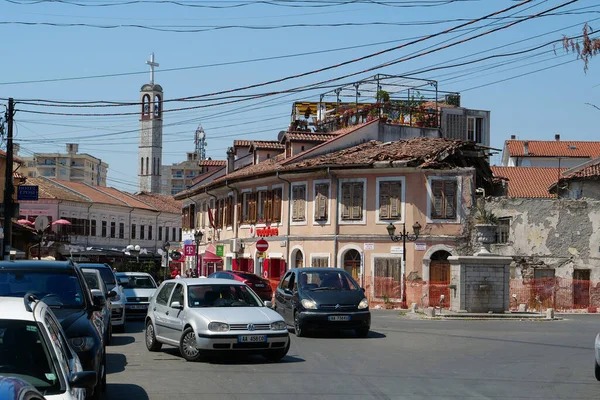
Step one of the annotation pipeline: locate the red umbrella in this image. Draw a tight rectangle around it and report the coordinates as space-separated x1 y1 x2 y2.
17 219 34 226
52 219 71 225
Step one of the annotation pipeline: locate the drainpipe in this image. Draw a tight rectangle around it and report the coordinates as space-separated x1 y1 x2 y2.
276 171 292 269
327 168 340 269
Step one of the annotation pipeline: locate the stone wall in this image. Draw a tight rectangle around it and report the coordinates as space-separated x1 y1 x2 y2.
484 198 600 280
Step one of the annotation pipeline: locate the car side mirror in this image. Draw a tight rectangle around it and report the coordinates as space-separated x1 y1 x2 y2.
264 300 272 308
170 301 183 309
283 288 292 295
107 290 117 299
69 371 97 389
92 292 106 309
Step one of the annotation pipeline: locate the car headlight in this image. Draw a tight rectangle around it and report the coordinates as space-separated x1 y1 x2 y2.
270 321 287 331
208 322 230 332
111 294 121 302
301 299 317 310
68 337 95 352
358 298 369 310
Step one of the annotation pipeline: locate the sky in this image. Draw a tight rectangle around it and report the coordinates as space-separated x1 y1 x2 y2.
1 0 599 192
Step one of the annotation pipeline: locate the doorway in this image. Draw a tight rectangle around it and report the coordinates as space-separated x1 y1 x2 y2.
429 250 451 308
293 250 304 269
573 269 590 309
343 249 361 281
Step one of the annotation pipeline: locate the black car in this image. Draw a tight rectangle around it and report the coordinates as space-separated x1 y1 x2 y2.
274 268 371 337
0 260 108 400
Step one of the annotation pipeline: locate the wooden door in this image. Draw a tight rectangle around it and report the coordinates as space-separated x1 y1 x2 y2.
343 250 361 281
429 260 450 308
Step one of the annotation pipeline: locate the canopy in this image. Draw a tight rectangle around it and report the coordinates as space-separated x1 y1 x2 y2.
202 251 222 263
52 219 71 225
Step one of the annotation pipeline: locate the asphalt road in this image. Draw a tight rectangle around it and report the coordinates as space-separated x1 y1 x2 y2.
105 312 600 400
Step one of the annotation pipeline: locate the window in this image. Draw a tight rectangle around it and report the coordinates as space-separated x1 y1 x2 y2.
172 227 176 241
101 221 107 237
179 228 182 241
131 224 137 240
140 225 145 240
496 217 510 244
279 272 291 289
110 222 116 238
170 284 184 306
291 184 306 222
467 116 484 143
159 226 163 241
272 187 282 223
311 256 329 268
374 258 402 298
91 220 97 236
430 179 457 220
257 190 269 223
314 182 329 222
119 223 125 239
148 225 153 240
341 181 364 221
242 192 257 224
155 282 175 306
378 180 402 221
165 228 169 242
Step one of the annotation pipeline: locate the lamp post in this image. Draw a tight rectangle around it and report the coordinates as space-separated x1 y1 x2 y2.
163 241 170 281
194 231 203 278
386 221 422 308
126 244 141 263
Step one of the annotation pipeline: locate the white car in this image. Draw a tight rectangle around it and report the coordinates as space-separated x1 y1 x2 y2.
595 333 600 380
0 295 97 400
144 278 290 362
115 272 158 318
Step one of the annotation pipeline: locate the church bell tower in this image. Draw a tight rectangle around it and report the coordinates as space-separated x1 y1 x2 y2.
138 53 163 193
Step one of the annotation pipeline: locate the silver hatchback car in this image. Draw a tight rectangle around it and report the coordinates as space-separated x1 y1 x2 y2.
144 278 290 362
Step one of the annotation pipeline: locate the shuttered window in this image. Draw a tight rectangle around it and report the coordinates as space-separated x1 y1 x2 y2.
243 192 257 224
292 184 306 222
257 190 268 222
431 179 457 219
314 183 329 221
341 182 364 221
272 188 282 223
311 256 329 268
378 181 402 220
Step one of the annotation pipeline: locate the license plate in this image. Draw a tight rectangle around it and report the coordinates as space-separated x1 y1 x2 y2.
328 315 350 321
254 284 265 288
129 305 147 310
238 335 267 343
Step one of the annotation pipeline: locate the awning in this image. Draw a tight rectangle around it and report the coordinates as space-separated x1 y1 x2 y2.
202 251 222 263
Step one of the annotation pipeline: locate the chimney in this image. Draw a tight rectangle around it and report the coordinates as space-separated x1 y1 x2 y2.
523 141 529 156
555 134 560 141
510 135 516 140
226 147 235 174
66 143 78 154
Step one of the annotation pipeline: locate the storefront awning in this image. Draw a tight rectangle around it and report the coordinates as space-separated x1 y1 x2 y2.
202 251 222 263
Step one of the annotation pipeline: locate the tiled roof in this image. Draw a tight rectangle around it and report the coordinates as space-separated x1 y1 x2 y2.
505 140 600 158
491 166 567 198
134 192 182 214
198 159 226 167
92 187 155 210
0 150 24 163
217 154 285 181
285 132 338 142
51 180 127 206
191 166 225 185
560 157 600 181
233 140 252 147
24 177 90 202
250 141 285 150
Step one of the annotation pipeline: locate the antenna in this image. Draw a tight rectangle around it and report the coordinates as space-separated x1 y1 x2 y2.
195 124 206 161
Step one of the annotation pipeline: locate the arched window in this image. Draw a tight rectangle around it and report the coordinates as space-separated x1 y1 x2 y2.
153 94 162 119
146 157 149 175
140 157 144 174
141 94 151 119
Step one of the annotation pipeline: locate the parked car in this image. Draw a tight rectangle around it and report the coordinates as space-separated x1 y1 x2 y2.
0 295 97 400
274 268 371 337
77 264 126 333
0 260 107 400
595 333 600 380
81 269 112 345
208 271 273 301
0 376 46 400
115 272 158 318
144 278 290 362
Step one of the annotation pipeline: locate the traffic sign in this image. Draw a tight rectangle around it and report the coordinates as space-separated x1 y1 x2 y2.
263 270 268 279
256 239 269 252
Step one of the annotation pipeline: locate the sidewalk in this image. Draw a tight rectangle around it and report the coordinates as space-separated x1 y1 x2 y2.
375 308 563 321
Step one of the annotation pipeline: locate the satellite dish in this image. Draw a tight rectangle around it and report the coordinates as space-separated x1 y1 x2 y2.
34 216 49 232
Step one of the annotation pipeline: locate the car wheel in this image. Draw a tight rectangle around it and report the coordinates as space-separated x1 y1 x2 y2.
355 327 370 338
595 360 600 381
89 358 105 400
264 339 290 362
180 327 203 362
145 321 162 352
294 311 305 337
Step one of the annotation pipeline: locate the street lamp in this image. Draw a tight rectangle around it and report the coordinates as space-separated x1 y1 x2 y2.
126 244 141 263
386 221 422 307
194 230 203 278
163 241 170 281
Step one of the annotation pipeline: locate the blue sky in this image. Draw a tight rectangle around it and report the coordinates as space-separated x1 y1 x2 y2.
1 0 599 192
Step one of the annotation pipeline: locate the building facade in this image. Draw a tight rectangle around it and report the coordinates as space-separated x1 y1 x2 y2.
161 157 225 196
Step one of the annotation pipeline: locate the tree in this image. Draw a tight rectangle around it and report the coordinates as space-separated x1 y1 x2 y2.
561 23 600 73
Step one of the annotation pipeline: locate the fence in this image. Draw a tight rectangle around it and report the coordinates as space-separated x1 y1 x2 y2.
510 278 600 312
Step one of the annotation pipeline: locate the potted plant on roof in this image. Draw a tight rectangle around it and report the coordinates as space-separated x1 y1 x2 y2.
474 199 498 255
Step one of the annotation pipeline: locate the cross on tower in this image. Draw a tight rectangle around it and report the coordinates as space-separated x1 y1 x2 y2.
146 53 159 85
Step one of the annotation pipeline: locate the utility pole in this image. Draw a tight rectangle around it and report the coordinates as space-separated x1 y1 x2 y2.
3 98 14 260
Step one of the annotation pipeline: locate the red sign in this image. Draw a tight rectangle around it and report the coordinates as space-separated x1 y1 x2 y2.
184 244 196 257
263 270 268 279
256 227 279 237
256 239 269 252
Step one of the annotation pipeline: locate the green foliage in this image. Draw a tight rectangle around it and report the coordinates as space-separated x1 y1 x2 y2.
376 90 390 102
475 204 498 225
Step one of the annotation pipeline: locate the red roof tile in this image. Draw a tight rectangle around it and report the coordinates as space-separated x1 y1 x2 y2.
250 141 285 150
192 166 225 185
134 192 182 214
506 140 600 158
285 132 339 142
560 157 600 181
92 187 155 210
24 177 90 202
491 166 567 198
198 159 226 167
51 180 127 206
234 140 252 147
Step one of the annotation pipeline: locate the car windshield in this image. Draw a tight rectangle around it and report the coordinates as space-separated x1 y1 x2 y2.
0 271 85 308
299 270 360 291
0 320 62 395
188 284 262 308
119 275 156 289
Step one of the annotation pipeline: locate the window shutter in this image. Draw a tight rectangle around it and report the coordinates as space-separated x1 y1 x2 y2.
352 182 363 220
432 180 444 219
315 184 328 220
265 191 273 223
298 185 306 221
342 183 351 219
237 196 242 224
444 180 457 218
250 193 257 223
292 186 299 221
390 181 401 219
379 182 390 219
273 189 282 222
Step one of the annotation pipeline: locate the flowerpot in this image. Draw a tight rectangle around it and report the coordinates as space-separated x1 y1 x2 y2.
474 224 497 255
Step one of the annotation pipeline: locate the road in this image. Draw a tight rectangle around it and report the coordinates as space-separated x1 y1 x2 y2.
105 312 600 399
